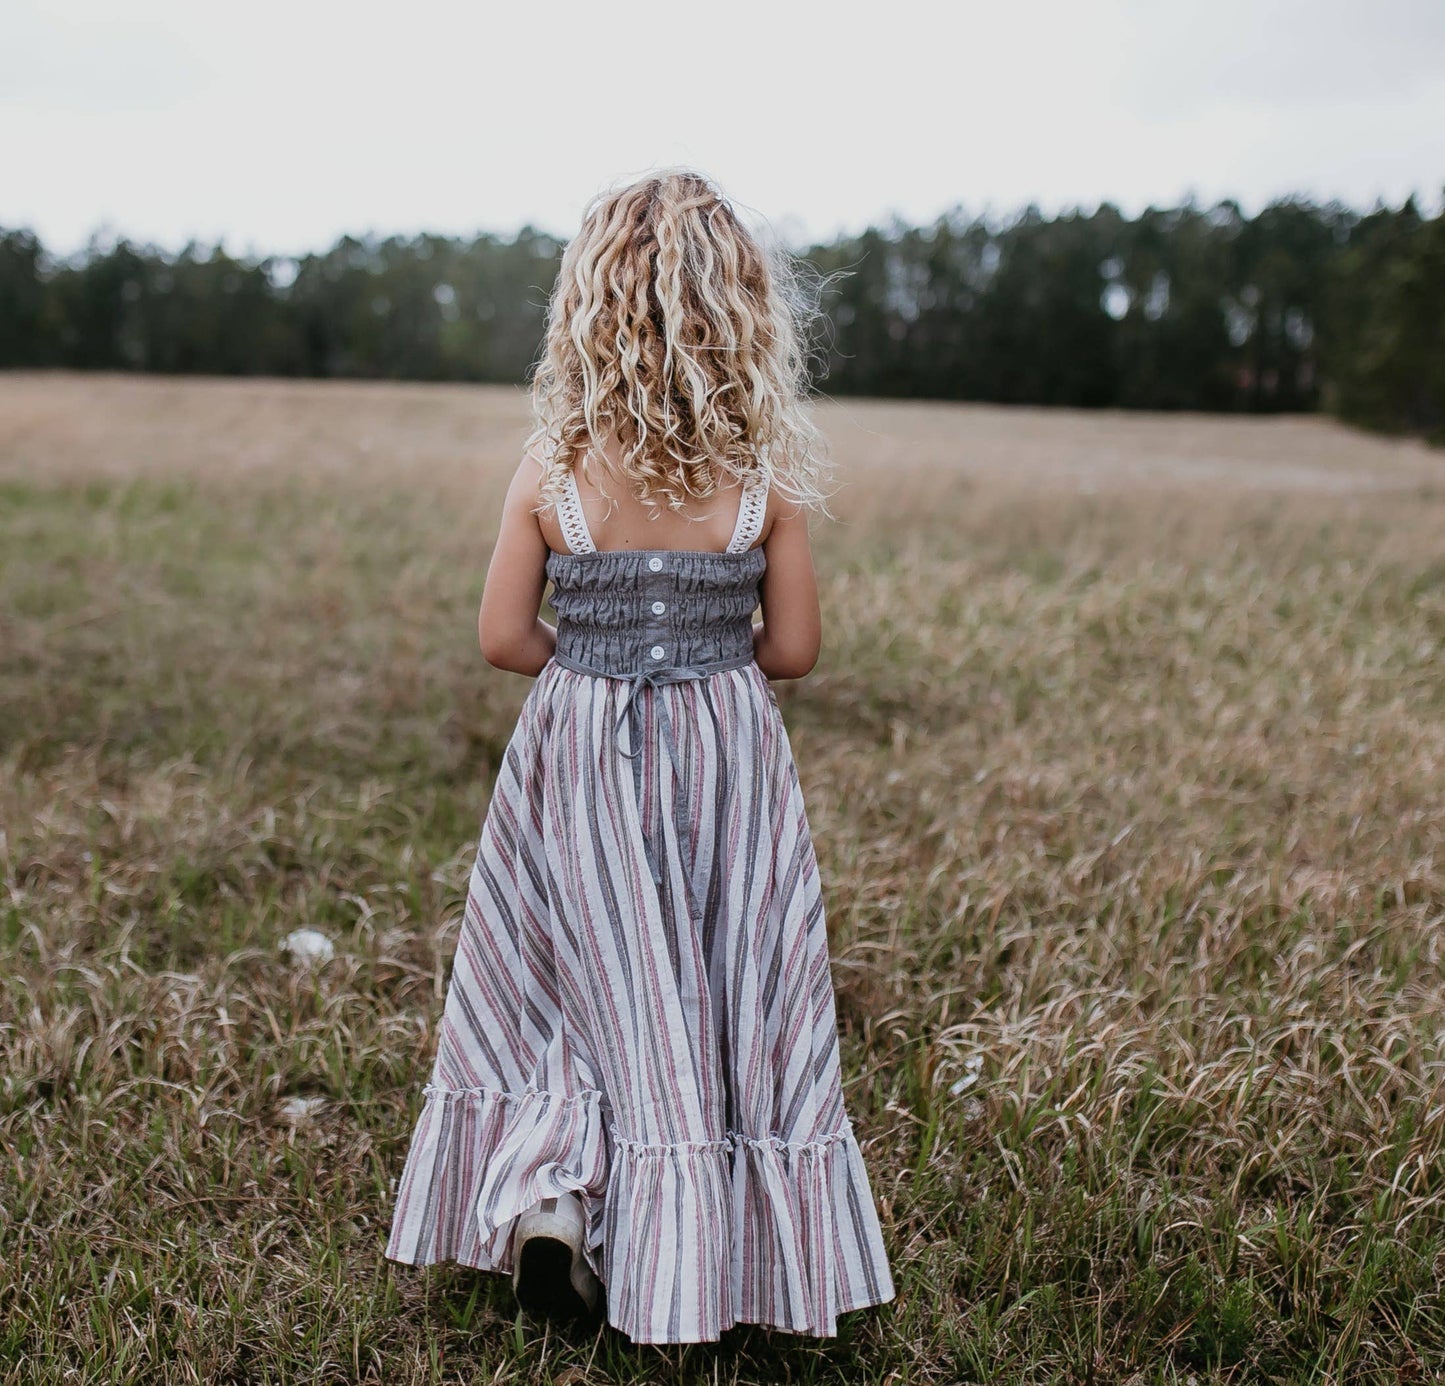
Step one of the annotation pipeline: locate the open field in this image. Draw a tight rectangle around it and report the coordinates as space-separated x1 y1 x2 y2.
2 372 1443 1384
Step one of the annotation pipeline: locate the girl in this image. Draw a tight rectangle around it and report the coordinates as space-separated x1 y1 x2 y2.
385 169 895 1345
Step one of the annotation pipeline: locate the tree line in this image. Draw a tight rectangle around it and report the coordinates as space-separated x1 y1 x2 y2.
1 193 1440 442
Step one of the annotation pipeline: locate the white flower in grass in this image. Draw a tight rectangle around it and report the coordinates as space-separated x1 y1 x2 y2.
281 928 335 964
948 1055 985 1096
279 1095 327 1126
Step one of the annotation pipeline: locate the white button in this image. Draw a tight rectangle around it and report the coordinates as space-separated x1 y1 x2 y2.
647 557 663 572
651 600 666 615
650 645 665 660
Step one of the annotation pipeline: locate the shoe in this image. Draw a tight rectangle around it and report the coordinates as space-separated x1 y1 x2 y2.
511 1192 602 1322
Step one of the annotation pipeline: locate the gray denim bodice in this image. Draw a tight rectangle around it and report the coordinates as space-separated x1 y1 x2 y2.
546 546 766 679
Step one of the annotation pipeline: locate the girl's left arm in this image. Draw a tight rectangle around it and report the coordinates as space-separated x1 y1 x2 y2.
477 455 557 677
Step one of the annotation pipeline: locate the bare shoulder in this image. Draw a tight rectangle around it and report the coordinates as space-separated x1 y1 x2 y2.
515 445 547 487
506 447 548 510
494 449 548 550
760 481 809 547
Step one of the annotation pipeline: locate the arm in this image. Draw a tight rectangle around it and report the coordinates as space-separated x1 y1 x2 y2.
752 495 822 681
477 455 557 677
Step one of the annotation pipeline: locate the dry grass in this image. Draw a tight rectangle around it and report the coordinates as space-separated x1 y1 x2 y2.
1 371 1443 1385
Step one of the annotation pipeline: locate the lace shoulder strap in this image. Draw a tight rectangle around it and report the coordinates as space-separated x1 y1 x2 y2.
555 466 596 555
724 477 768 554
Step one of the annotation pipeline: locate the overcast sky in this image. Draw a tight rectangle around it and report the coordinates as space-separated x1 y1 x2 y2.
3 0 1442 260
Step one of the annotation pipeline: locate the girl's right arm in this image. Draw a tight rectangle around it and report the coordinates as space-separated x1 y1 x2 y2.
752 496 821 681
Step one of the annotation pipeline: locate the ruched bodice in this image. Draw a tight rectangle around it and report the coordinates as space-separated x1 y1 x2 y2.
546 547 766 677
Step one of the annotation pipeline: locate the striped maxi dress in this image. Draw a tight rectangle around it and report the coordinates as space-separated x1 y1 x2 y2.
385 468 895 1344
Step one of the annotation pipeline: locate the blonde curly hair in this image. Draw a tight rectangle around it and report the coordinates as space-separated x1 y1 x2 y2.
524 168 836 521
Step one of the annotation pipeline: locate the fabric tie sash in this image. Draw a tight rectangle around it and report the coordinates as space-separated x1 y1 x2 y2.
615 666 728 891
550 651 751 891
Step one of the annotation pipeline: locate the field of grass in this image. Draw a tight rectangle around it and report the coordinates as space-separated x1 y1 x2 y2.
2 372 1443 1384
